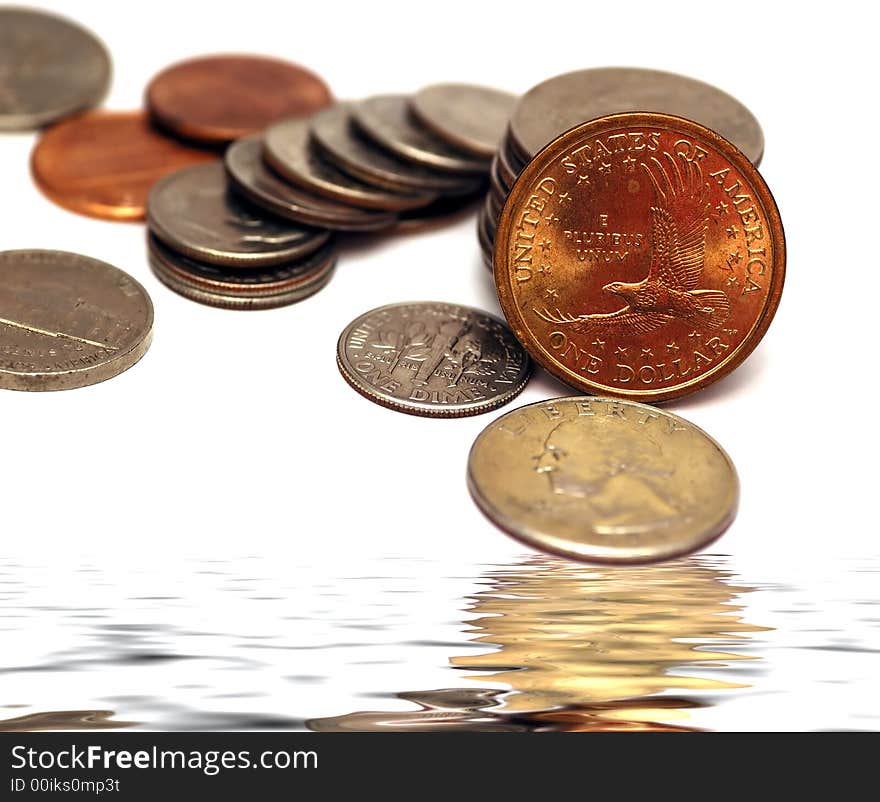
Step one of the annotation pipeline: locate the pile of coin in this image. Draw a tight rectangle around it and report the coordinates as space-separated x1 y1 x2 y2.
146 162 338 309
228 84 515 235
478 67 766 269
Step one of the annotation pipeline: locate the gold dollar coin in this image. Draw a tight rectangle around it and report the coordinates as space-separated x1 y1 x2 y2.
467 397 738 564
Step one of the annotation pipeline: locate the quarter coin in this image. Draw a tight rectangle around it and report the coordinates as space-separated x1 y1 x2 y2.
31 111 215 221
353 95 489 174
337 301 531 417
224 137 397 232
147 162 329 268
145 54 332 144
509 67 765 166
263 117 436 211
467 396 739 564
494 113 785 403
410 83 517 158
0 8 111 130
0 250 153 390
311 103 482 195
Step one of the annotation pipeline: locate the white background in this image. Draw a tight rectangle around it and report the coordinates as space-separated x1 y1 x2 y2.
0 0 877 730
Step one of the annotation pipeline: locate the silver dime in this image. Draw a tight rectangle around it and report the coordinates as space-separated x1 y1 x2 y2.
337 301 531 417
263 117 436 212
410 83 517 158
0 8 111 130
148 162 329 268
225 137 397 232
0 250 152 390
310 103 481 195
509 67 765 166
148 235 335 310
353 95 489 175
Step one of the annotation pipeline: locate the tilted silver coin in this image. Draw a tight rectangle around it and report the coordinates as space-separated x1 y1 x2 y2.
148 162 330 268
410 83 517 158
225 137 397 232
0 8 111 130
509 67 765 165
0 250 152 390
337 301 531 417
148 235 335 310
263 117 436 212
310 103 482 195
353 95 489 175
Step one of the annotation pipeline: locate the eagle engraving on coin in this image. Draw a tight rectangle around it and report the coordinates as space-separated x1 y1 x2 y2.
535 153 730 334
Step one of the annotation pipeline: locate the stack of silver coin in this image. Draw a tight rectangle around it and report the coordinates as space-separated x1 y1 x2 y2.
146 162 337 310
477 67 766 271
227 85 516 235
148 85 518 308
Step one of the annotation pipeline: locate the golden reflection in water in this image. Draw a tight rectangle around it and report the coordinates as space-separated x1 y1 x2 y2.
0 710 135 731
451 555 767 725
308 554 768 732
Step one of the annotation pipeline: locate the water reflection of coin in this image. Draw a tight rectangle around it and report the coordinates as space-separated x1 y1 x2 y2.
0 250 153 391
337 301 531 418
467 397 738 563
147 162 329 267
0 8 111 130
494 113 785 403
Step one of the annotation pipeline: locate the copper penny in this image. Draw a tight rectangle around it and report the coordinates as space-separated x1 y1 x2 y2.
145 54 332 145
31 111 215 221
494 113 785 403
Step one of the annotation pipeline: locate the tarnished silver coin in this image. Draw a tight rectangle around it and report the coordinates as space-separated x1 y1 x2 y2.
353 95 489 175
468 397 739 565
225 137 397 232
0 8 111 130
148 162 329 268
509 67 764 165
263 117 436 212
0 250 153 390
310 103 482 196
148 234 335 310
410 83 517 158
337 301 531 417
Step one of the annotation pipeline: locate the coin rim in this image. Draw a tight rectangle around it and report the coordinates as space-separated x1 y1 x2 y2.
352 95 490 175
263 118 437 212
336 301 532 418
224 137 398 232
0 249 153 390
493 112 786 403
466 395 740 565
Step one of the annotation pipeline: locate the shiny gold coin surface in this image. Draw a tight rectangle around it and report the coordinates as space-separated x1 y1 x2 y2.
494 113 785 403
468 397 738 564
0 250 153 390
